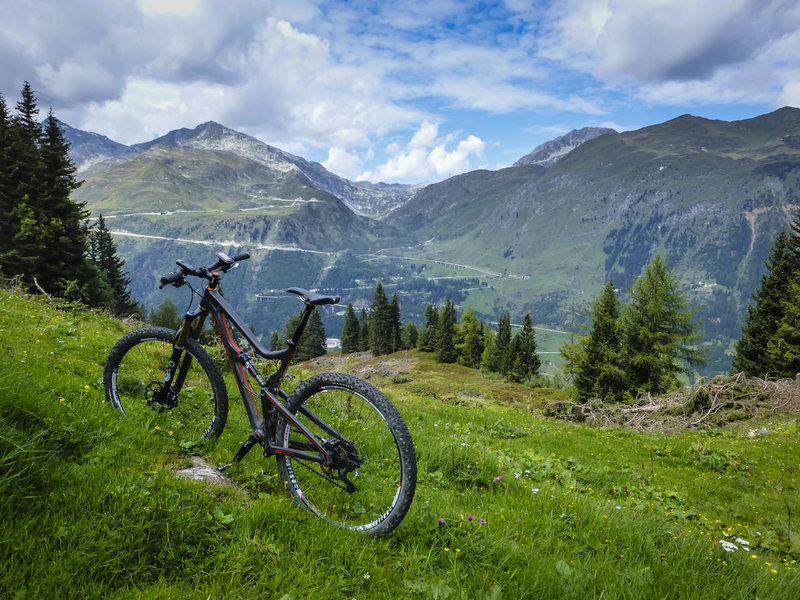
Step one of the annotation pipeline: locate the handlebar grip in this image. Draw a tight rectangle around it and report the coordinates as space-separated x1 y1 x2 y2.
159 271 184 288
230 252 250 262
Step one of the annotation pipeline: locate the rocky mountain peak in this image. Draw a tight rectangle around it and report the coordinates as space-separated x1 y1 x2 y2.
514 126 617 167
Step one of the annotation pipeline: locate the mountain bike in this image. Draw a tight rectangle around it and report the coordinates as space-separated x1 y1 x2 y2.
103 251 416 536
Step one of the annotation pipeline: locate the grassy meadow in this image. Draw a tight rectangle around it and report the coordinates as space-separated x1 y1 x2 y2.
1 286 799 599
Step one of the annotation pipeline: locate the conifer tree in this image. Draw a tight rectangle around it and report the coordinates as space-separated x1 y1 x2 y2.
369 282 392 356
89 215 135 314
282 310 327 361
458 306 484 368
732 224 800 376
402 322 418 350
506 312 540 383
764 279 800 378
389 293 402 353
0 94 11 261
358 308 370 352
150 298 182 330
622 255 703 394
418 303 439 352
571 281 627 401
485 313 512 374
436 299 458 363
269 330 282 351
341 303 360 354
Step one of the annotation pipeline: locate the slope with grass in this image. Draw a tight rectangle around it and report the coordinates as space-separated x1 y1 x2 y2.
1 287 799 599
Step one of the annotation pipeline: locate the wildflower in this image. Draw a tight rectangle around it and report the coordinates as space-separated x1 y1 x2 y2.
438 518 445 525
154 426 161 431
84 384 91 391
468 515 474 521
445 547 450 552
364 573 370 580
531 488 539 494
479 518 486 525
168 431 174 436
496 476 502 482
59 397 65 403
719 540 738 553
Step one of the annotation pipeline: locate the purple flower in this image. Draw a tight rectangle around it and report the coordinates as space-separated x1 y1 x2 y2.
468 515 474 521
438 518 445 525
496 476 503 481
480 518 487 525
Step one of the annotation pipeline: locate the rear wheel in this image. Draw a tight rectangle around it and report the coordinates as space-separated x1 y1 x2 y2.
103 327 228 439
276 373 416 536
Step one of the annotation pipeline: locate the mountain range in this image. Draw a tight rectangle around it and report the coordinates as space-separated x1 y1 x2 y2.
64 108 800 375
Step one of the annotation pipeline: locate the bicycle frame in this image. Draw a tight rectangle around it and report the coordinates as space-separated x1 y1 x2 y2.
165 271 339 469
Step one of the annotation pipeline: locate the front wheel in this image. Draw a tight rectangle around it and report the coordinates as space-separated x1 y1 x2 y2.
103 327 228 439
276 373 417 536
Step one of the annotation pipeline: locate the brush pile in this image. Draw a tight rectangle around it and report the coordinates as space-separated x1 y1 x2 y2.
543 373 800 432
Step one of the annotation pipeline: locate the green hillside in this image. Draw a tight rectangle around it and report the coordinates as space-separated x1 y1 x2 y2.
2 286 799 598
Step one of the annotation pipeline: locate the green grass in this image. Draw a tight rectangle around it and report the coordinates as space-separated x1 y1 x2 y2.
1 287 799 599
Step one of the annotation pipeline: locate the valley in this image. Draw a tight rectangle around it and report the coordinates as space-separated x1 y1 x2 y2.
66 108 800 378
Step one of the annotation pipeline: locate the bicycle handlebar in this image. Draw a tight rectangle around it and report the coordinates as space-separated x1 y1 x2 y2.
159 251 250 288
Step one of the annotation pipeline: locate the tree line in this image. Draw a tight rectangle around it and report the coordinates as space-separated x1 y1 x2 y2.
0 83 135 315
340 282 542 384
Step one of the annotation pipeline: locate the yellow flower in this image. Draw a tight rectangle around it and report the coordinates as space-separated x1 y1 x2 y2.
59 397 65 402
168 431 174 436
154 426 161 431
84 385 91 391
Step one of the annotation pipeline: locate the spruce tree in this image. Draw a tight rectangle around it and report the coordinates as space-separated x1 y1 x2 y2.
436 299 458 363
89 214 135 315
150 298 182 329
764 279 800 378
269 331 282 351
571 281 627 401
369 282 392 356
485 313 512 374
402 322 418 350
341 303 360 354
389 293 402 353
458 306 484 368
732 225 800 376
0 95 11 262
418 303 439 352
622 255 703 394
282 310 327 361
506 312 540 383
358 308 370 352
1 83 43 278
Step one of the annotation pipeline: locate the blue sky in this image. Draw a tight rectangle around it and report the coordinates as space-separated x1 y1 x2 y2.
2 0 799 183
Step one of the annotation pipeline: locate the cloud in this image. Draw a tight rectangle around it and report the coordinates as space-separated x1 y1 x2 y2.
322 147 363 180
540 0 800 107
359 122 485 183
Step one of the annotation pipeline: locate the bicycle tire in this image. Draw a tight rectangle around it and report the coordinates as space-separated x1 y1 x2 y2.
275 373 416 536
103 327 228 439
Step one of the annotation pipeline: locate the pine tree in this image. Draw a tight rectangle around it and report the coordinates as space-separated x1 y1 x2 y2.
571 281 627 401
436 299 458 363
485 313 512 374
457 306 484 368
269 331 282 351
369 282 392 356
506 312 540 383
389 293 402 353
89 214 136 314
36 112 87 295
764 279 800 378
402 322 418 350
150 298 182 330
732 225 800 376
282 310 327 361
0 94 12 262
622 255 703 394
418 303 439 352
358 308 370 352
341 303 360 354
0 83 43 278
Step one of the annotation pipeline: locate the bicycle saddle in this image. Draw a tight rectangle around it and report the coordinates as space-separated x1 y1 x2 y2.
286 287 340 306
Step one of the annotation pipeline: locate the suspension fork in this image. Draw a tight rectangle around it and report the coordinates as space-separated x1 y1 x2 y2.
158 308 209 400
